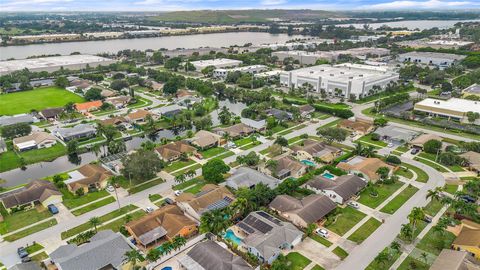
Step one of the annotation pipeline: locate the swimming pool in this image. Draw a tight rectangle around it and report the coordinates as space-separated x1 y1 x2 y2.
224 229 243 245
322 172 335 179
301 159 316 166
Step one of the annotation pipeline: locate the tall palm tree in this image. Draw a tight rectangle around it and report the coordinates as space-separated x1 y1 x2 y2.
426 187 443 202
199 209 231 235
408 207 425 236
173 236 187 248
400 223 413 242
92 143 101 157
353 142 364 156
109 176 122 209
230 197 248 218
124 249 143 270
89 217 101 233
146 248 160 262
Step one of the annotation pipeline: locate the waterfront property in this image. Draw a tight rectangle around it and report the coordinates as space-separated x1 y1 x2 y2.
53 124 97 142
213 123 255 139
1 180 62 213
126 109 155 124
398 51 466 69
226 167 280 189
176 184 235 220
337 156 395 183
280 63 399 100
125 205 197 249
64 164 113 194
305 174 367 204
13 132 57 152
414 98 480 125
178 240 253 270
269 194 336 228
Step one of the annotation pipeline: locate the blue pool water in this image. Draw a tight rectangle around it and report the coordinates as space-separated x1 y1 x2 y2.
224 229 243 245
301 159 316 166
161 267 172 270
322 172 335 179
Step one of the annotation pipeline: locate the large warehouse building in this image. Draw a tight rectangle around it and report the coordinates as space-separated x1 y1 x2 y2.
280 63 399 99
0 55 116 75
190 58 242 71
414 98 480 125
397 51 466 69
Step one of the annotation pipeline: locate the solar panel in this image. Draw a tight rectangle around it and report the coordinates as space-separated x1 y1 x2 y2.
206 198 233 211
257 211 282 225
237 222 255 234
243 215 272 234
223 196 234 203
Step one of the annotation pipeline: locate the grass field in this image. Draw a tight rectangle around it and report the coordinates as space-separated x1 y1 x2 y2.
285 252 312 270
0 87 84 115
358 182 404 209
61 189 110 209
380 185 418 214
347 218 382 244
0 206 52 235
71 197 116 216
324 207 366 236
333 247 349 260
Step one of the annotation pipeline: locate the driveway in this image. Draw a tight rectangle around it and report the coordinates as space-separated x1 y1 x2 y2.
291 237 341 269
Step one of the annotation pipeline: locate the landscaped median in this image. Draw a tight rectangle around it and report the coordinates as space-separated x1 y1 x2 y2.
401 163 429 183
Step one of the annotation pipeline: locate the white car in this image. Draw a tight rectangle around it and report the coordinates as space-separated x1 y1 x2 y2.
347 201 359 209
106 185 115 192
174 190 183 196
315 228 329 238
145 207 154 213
387 143 394 148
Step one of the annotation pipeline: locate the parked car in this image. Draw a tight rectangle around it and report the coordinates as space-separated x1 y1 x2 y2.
315 228 329 238
165 198 175 205
21 257 32 263
423 215 433 223
47 204 59 214
460 195 476 203
17 247 28 258
347 201 359 209
145 207 154 213
174 190 183 196
410 148 420 155
106 185 115 192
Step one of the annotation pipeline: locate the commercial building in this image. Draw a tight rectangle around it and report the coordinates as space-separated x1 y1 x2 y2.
280 63 399 99
414 98 480 125
190 58 242 71
398 52 466 69
213 65 268 79
463 84 480 98
0 55 116 75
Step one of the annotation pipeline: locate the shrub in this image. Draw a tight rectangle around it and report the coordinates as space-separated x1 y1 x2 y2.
386 155 401 165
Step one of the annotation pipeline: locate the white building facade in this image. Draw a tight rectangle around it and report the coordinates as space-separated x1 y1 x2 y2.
213 65 268 79
190 58 242 71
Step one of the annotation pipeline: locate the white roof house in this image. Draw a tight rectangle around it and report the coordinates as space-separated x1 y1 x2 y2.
191 58 242 71
414 98 480 124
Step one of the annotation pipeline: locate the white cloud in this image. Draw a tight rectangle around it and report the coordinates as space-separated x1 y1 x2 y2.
261 0 287 5
362 0 476 9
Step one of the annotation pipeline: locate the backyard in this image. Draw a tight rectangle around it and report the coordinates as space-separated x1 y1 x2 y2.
0 143 67 173
0 87 85 115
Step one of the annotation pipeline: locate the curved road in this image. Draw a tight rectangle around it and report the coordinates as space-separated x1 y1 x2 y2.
336 157 445 270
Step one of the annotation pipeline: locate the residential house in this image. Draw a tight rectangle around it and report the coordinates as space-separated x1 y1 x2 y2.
409 133 443 150
241 118 266 131
190 130 222 149
53 124 97 142
298 104 315 118
375 125 420 144
1 180 62 213
452 220 480 260
66 79 92 92
100 89 115 98
262 155 307 179
233 211 303 264
12 131 57 151
337 156 395 183
430 249 480 270
0 114 37 127
155 140 197 162
50 230 134 270
176 89 195 99
148 80 163 91
125 205 197 248
266 108 293 121
151 104 185 118
64 164 113 193
126 109 154 124
105 95 132 109
459 151 480 173
40 107 64 121
338 118 374 136
99 116 130 130
305 174 367 204
75 100 103 113
178 240 253 270
269 194 336 228
291 139 342 163
176 184 235 220
214 123 254 139
226 167 280 190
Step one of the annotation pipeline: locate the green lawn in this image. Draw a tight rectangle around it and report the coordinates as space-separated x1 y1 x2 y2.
358 182 404 209
71 197 116 216
423 199 444 217
324 207 366 236
4 219 58 242
366 247 401 270
184 182 207 194
173 178 205 190
61 189 110 209
347 218 382 244
311 265 325 270
395 167 414 179
397 256 429 270
380 185 418 214
128 178 164 194
285 252 312 270
0 207 52 235
416 228 456 256
234 136 257 147
310 235 333 247
31 252 49 262
164 159 196 173
148 194 162 202
333 246 349 260
444 184 459 195
99 209 146 232
0 87 85 115
25 243 44 254
172 163 202 177
401 163 429 183
240 141 261 150
0 143 67 173
414 157 449 173
199 147 228 158
356 134 387 148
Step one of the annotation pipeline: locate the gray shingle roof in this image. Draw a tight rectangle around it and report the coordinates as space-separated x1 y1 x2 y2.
0 114 35 126
54 124 96 139
226 167 280 189
307 175 367 201
50 230 132 270
269 194 336 224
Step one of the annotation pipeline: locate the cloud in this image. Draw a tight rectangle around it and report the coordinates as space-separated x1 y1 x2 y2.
362 0 476 9
261 0 287 5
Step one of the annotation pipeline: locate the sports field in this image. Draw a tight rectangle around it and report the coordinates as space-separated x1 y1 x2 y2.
0 87 85 115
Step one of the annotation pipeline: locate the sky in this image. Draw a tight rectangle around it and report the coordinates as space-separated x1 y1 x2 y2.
1 0 479 12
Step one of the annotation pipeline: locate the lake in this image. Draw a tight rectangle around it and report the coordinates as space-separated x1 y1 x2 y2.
337 19 480 30
0 32 304 60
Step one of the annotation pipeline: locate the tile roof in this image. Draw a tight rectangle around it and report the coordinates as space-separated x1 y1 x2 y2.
273 156 306 177
127 109 151 120
40 107 64 119
269 194 336 224
307 174 367 200
155 141 196 160
215 123 254 138
227 167 279 189
410 133 443 146
75 100 103 111
191 130 221 148
338 119 374 134
291 139 340 157
176 184 235 214
13 131 56 146
337 157 393 181
453 228 480 248
65 164 113 192
99 116 128 126
2 180 61 209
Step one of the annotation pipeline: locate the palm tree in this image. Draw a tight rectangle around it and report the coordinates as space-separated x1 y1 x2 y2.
174 236 187 248
401 223 413 242
420 252 428 264
175 174 186 184
92 143 101 157
125 214 133 223
124 249 143 270
109 176 122 209
375 250 390 266
146 248 160 262
199 209 231 235
362 145 376 158
426 187 444 202
390 241 401 253
230 197 248 218
89 217 101 233
408 207 425 235
353 142 364 156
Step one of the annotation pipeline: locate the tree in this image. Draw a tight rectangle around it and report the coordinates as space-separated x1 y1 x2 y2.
146 248 160 262
121 149 164 184
426 187 444 202
109 176 122 209
218 106 232 125
64 102 75 113
202 159 229 183
108 140 126 155
1 123 31 139
84 88 103 101
151 51 164 64
408 207 425 236
467 111 480 123
175 174 186 184
67 139 79 155
201 66 215 77
199 209 231 235
423 139 442 154
274 136 288 147
89 217 101 232
376 167 390 181
374 117 388 127
270 254 289 270
390 241 401 253
306 223 316 237
124 249 143 270
401 223 414 242
386 155 401 165
54 76 69 88
236 151 260 167
375 250 390 266
317 127 348 143
110 79 129 91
